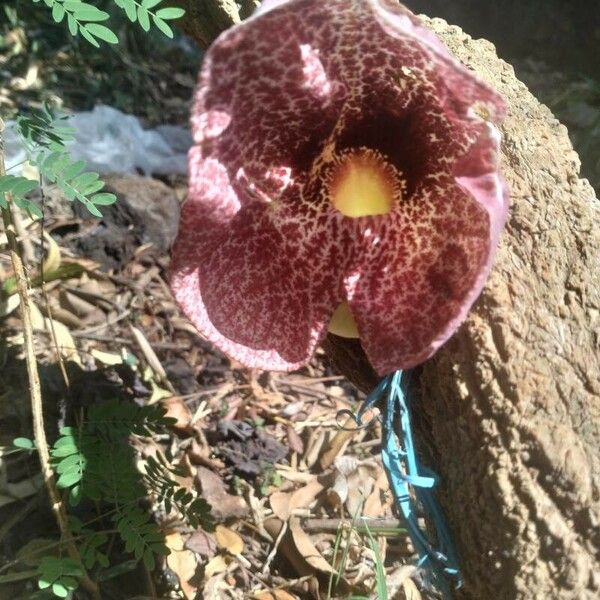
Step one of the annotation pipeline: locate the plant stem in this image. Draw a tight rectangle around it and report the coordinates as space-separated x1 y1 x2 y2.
0 117 100 599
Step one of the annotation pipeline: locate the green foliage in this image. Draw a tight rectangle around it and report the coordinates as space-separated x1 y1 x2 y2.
33 0 118 47
68 517 110 570
12 436 36 449
144 454 215 531
0 103 117 217
0 176 40 215
46 398 214 595
34 0 185 43
37 556 83 598
113 0 185 38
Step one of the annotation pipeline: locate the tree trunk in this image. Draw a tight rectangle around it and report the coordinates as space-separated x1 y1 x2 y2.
329 16 600 600
415 17 600 599
176 4 600 598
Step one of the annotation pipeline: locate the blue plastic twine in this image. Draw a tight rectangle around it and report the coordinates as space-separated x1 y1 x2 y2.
345 370 461 598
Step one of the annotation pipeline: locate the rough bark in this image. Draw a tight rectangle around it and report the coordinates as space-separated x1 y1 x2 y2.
415 17 600 600
172 0 259 47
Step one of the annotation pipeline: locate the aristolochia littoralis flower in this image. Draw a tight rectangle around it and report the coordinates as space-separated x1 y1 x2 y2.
170 0 508 375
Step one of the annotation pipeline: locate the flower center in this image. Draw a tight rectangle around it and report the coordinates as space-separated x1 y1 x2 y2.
328 148 400 218
328 302 359 338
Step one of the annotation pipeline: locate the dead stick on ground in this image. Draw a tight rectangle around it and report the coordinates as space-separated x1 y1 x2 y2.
0 117 100 599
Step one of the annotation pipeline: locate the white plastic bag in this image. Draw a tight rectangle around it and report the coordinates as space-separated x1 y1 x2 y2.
4 105 192 176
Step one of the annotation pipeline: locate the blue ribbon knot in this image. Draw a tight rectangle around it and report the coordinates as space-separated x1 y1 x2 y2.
346 370 462 597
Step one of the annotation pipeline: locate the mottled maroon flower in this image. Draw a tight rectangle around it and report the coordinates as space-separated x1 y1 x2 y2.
170 0 508 375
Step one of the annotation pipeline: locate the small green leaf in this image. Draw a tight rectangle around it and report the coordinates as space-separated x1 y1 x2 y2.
60 559 84 576
38 578 53 589
61 159 86 180
67 14 78 36
59 426 78 436
152 15 173 38
83 23 119 44
60 576 78 590
13 437 35 449
137 6 151 31
79 24 101 47
155 7 185 19
56 452 85 474
90 192 117 206
83 202 103 217
14 197 43 218
52 3 66 22
13 179 38 196
81 179 105 195
142 549 155 571
57 469 83 488
0 175 16 192
121 0 137 21
64 2 109 22
51 443 78 457
52 581 69 598
71 171 99 190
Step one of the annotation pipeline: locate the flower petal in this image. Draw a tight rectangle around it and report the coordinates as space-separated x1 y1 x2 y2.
171 179 350 370
348 124 507 375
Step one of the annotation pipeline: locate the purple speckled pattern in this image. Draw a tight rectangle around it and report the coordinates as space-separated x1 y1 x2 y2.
170 0 508 375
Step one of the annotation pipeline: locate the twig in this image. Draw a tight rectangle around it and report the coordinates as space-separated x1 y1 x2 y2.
0 118 100 599
40 172 71 389
262 518 287 576
10 201 35 264
73 308 131 336
302 517 407 535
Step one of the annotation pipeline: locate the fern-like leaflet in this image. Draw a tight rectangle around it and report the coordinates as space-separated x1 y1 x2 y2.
32 0 118 47
49 398 214 576
34 0 185 42
3 103 118 217
113 0 185 38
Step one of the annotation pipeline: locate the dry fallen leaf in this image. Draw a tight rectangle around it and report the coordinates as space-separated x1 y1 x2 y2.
288 517 335 575
253 590 298 600
319 417 358 470
161 396 193 432
286 425 304 455
90 349 123 366
195 466 248 521
403 577 422 600
185 529 218 558
44 316 81 365
215 525 244 556
270 476 324 521
165 531 199 600
204 554 230 579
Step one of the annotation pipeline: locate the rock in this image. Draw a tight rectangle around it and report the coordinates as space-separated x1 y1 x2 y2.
72 174 180 270
102 174 180 255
